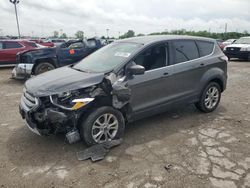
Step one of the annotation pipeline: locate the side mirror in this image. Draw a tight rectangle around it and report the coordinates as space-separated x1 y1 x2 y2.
127 64 145 76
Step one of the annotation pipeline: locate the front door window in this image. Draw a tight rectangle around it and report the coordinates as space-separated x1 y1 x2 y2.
134 44 167 71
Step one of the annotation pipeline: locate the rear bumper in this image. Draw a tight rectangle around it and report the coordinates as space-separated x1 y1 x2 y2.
12 63 34 79
224 51 250 59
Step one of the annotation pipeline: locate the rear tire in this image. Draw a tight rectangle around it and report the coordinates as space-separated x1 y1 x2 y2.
195 82 221 113
80 106 125 146
34 62 55 75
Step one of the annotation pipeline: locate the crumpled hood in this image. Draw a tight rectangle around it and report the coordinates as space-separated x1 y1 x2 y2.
225 44 250 48
25 66 104 97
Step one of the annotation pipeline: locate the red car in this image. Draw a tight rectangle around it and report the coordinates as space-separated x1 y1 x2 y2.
0 40 39 67
30 39 54 47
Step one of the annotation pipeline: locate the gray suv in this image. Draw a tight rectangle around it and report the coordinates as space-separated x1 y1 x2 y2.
19 35 228 146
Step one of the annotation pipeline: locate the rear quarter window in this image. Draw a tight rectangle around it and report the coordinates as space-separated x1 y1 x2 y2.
196 41 214 57
173 40 199 64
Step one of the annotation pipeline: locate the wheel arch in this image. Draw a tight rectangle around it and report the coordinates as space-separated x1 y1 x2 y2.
77 96 130 128
31 58 57 74
200 68 227 93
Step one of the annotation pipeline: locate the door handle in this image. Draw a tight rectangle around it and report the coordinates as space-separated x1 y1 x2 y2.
200 63 205 67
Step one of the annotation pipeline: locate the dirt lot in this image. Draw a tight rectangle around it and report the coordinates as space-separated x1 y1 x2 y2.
0 61 250 188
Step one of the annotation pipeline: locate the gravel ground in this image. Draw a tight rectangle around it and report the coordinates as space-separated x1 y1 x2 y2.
0 61 250 188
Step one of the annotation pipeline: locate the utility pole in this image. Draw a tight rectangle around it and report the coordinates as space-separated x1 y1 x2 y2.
10 0 21 38
224 23 228 39
106 29 109 39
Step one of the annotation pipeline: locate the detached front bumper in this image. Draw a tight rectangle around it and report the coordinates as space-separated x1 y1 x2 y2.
12 63 34 80
19 91 71 136
19 105 41 135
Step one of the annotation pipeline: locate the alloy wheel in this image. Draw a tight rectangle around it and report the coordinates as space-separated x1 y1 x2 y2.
204 86 219 109
91 113 119 143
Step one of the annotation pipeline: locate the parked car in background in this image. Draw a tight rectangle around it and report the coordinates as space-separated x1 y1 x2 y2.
107 39 116 44
0 36 9 40
44 39 66 47
30 39 54 47
0 40 39 67
224 37 250 61
219 39 236 50
12 38 104 79
19 35 228 145
87 37 104 53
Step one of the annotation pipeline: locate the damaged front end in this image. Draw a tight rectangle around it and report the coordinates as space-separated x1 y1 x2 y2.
19 70 132 143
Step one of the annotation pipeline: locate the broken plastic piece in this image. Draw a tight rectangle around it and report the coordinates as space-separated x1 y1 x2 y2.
66 130 81 144
112 81 131 109
165 164 173 172
76 139 122 162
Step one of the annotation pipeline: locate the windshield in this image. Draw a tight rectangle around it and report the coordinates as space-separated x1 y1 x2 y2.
234 37 250 44
73 42 142 72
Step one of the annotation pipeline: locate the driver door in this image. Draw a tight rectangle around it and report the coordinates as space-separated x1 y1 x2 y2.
127 42 176 119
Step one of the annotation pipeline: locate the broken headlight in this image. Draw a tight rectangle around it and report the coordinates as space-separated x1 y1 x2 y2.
50 90 94 110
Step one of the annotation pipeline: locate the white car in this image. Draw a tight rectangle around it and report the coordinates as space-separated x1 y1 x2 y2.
224 37 250 61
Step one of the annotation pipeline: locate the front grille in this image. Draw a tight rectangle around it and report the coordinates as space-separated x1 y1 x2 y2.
21 91 39 112
226 47 241 53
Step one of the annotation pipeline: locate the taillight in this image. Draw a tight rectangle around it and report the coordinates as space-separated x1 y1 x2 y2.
219 56 228 63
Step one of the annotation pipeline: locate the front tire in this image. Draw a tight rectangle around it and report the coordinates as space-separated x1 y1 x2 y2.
195 82 221 113
34 62 55 75
80 106 125 146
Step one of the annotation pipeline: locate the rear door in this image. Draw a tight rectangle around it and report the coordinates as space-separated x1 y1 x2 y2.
0 41 24 66
169 39 212 102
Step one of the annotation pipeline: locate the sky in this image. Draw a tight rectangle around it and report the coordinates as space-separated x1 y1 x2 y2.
0 0 250 38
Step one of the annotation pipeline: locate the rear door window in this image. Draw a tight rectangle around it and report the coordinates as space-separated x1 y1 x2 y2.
196 41 214 57
173 40 199 64
0 42 3 49
4 42 23 49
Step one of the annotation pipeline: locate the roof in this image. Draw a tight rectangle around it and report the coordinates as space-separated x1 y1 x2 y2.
117 35 216 45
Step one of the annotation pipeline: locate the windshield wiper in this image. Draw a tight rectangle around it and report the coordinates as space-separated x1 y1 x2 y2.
72 67 92 73
72 67 86 72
